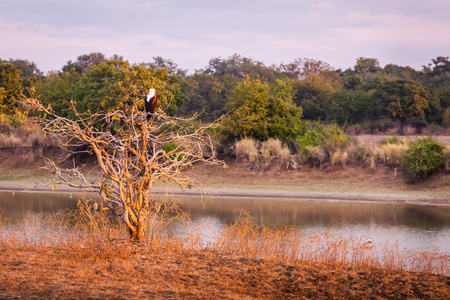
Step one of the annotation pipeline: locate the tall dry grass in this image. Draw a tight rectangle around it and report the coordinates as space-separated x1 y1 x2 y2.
371 143 409 166
235 136 450 172
1 206 449 299
235 137 294 168
209 211 449 275
0 124 59 148
1 207 447 276
235 137 259 163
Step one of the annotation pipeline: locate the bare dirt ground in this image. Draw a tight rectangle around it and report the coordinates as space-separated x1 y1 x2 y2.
1 245 449 299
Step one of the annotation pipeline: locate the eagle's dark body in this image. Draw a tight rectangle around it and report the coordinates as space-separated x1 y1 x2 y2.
145 89 158 118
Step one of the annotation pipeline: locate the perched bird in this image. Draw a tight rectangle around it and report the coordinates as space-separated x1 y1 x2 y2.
145 88 158 118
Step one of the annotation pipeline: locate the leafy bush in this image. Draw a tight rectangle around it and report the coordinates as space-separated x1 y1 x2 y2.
312 123 353 157
296 123 353 166
404 137 446 181
381 136 406 145
296 130 324 150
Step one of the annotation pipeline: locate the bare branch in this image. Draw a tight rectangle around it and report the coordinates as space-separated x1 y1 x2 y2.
25 93 226 241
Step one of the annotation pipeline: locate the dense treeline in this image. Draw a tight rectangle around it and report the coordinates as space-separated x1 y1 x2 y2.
1 53 449 143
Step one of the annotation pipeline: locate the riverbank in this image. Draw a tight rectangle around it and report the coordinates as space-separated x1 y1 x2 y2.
0 159 449 204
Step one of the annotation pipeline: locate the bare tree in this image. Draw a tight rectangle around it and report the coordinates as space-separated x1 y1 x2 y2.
25 95 225 241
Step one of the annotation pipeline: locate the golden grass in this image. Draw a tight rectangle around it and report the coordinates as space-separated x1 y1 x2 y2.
0 207 449 299
0 125 59 149
235 137 259 163
236 138 294 168
0 133 22 147
375 143 409 166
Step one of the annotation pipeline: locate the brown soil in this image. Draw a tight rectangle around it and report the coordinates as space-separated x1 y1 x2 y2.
1 245 449 299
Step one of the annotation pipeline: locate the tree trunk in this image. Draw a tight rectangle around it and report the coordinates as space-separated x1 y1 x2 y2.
398 119 406 135
123 210 147 241
127 220 146 241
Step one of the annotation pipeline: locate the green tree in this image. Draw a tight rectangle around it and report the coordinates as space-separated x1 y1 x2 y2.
139 56 187 79
422 56 450 125
325 90 372 125
292 71 341 120
37 58 187 118
383 64 418 81
342 72 363 90
61 52 108 74
0 61 23 115
36 70 81 119
373 79 429 134
203 54 282 82
354 57 381 75
221 77 304 143
7 59 43 78
280 58 333 80
178 73 228 122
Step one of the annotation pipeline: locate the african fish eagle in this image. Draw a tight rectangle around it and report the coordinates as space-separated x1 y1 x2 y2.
145 88 158 117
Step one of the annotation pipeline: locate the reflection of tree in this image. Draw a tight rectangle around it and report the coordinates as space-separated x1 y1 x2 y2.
179 198 450 229
0 192 78 221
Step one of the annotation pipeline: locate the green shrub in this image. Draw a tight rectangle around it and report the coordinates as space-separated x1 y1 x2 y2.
296 131 324 150
382 136 406 145
404 137 446 181
312 123 353 157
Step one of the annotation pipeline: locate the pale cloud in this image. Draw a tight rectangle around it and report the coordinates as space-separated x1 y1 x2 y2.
1 0 449 73
0 15 195 72
330 13 450 46
314 2 334 9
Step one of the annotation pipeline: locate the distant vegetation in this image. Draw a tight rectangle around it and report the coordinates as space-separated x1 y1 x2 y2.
1 53 450 181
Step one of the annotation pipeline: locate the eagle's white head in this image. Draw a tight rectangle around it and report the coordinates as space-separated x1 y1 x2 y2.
146 88 156 102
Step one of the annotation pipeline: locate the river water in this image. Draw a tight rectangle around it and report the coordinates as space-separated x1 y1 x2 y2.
1 191 449 255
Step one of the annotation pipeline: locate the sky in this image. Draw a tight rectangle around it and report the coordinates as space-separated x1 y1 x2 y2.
1 0 449 74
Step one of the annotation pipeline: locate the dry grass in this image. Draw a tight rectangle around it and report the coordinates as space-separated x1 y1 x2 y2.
235 137 259 163
0 124 59 149
236 138 294 168
366 143 409 166
330 149 349 166
0 208 449 299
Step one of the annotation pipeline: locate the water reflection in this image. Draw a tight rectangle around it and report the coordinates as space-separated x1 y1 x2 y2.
178 196 450 229
0 191 80 221
1 191 449 254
